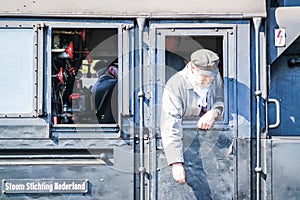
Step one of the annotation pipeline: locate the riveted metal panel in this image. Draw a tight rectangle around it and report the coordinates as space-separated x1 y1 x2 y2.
0 138 134 199
157 128 233 200
147 20 251 200
268 7 300 63
271 139 300 200
0 164 133 199
269 36 300 136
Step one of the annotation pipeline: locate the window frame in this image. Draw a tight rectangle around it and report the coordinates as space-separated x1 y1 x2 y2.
45 20 134 138
0 24 41 118
149 21 237 131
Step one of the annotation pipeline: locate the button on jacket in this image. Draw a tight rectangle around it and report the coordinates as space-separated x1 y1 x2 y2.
160 63 224 165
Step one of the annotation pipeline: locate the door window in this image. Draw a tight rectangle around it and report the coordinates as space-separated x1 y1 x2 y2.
150 26 233 125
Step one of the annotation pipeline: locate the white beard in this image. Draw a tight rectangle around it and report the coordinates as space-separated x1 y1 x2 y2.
194 79 212 90
187 64 212 107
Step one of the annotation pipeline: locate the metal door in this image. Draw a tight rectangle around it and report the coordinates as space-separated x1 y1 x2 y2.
142 20 252 200
267 35 300 200
265 7 300 200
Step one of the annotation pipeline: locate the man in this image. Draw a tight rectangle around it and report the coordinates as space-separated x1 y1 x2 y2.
91 60 118 123
165 36 187 80
160 49 224 183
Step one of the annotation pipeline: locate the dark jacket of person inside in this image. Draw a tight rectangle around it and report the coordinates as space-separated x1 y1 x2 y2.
165 36 187 80
91 60 118 124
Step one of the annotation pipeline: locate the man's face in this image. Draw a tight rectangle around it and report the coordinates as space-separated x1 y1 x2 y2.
165 36 179 52
191 65 214 88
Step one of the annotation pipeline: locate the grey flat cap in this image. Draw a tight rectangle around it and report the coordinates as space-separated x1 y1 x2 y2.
190 49 219 76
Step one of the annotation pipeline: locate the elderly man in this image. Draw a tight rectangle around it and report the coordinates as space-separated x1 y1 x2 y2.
160 49 224 183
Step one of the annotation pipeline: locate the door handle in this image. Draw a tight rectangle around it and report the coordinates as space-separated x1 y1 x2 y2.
268 98 281 129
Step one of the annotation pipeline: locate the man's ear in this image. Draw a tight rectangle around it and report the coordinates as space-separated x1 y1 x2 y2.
108 66 114 74
108 66 118 78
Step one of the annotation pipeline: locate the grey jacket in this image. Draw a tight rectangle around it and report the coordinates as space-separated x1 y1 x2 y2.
160 63 224 165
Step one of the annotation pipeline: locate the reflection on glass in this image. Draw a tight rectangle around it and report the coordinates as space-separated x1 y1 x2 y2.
51 28 118 125
164 36 223 81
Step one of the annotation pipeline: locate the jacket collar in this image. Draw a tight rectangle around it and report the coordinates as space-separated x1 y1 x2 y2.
180 62 194 90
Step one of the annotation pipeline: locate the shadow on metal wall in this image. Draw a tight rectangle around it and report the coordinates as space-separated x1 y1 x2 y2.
157 129 233 200
156 78 251 199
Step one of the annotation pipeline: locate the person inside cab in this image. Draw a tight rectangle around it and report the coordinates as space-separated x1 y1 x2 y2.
91 60 118 124
165 36 187 80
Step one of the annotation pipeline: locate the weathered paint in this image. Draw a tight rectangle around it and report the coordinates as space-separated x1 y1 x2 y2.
2 0 266 18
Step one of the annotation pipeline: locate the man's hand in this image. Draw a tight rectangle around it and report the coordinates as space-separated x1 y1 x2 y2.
171 163 185 183
197 109 219 130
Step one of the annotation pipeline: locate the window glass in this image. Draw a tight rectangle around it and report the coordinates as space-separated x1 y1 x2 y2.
51 28 118 124
163 35 224 121
0 29 34 115
165 35 223 81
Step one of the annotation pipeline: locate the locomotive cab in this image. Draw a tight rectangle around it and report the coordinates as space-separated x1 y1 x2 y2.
0 0 274 199
50 28 119 125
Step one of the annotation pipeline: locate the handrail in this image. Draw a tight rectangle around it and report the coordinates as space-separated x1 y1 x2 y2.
137 17 146 200
253 17 262 200
268 98 281 129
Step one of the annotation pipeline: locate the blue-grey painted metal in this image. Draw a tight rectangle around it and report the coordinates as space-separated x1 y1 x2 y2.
6 1 300 200
266 22 300 198
268 7 300 63
0 163 133 199
266 3 300 200
0 28 36 117
146 20 252 200
270 140 300 200
137 17 146 200
253 17 263 200
267 99 280 129
157 127 233 199
0 17 136 200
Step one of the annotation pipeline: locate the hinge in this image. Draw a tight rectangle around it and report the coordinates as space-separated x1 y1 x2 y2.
122 24 134 31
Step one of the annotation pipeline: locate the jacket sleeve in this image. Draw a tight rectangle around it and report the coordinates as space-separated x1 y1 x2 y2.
160 83 184 165
210 71 224 118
